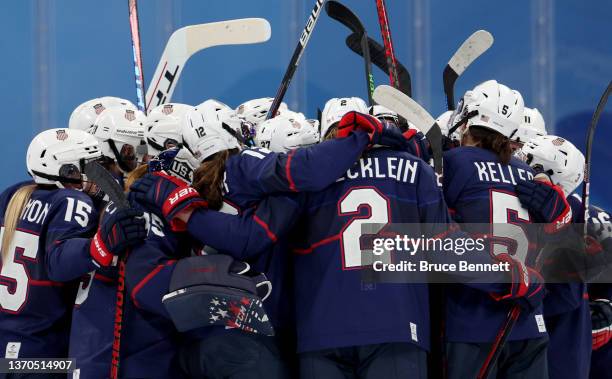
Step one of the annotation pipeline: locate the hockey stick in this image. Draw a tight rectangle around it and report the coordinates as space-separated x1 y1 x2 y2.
346 33 412 97
325 1 374 105
373 85 443 175
127 0 146 113
374 0 401 90
476 304 520 379
145 18 271 114
84 161 130 379
266 0 326 120
581 81 612 236
443 30 494 111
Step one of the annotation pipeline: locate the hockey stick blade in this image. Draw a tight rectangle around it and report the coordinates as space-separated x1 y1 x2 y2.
373 85 443 174
325 1 364 35
145 18 271 114
347 33 412 97
443 30 494 110
325 1 374 104
84 161 130 209
581 80 612 233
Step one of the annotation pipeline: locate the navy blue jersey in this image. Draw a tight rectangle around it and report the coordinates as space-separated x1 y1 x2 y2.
122 197 193 378
223 131 371 206
442 146 547 343
289 148 450 352
0 182 98 359
68 200 116 379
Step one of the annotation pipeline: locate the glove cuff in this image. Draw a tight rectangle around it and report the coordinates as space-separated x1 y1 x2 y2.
90 232 112 267
162 186 202 217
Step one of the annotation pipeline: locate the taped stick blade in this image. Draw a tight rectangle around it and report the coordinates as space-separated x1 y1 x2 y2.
84 161 130 209
447 30 493 76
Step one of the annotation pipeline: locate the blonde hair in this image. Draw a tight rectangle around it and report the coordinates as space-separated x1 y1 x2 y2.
124 164 149 191
2 184 36 263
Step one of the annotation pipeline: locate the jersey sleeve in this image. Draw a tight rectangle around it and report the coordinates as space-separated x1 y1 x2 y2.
186 195 302 260
45 191 99 282
125 238 176 318
229 131 370 197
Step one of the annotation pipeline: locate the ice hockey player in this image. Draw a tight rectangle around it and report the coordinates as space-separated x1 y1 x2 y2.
0 129 143 376
255 114 320 152
442 80 570 378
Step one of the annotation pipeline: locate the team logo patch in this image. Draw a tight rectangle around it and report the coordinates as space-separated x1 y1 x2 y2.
162 104 174 115
56 129 68 141
93 103 105 115
552 137 565 146
125 109 136 121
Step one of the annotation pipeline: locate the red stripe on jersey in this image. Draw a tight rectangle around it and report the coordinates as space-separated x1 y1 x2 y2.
95 273 115 284
253 215 277 242
30 280 64 287
131 260 176 308
294 234 341 255
285 149 298 192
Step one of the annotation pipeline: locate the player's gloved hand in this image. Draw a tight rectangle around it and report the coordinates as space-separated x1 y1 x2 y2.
591 299 612 350
403 130 432 162
588 219 612 247
516 177 571 232
491 254 544 312
90 208 146 267
336 111 383 144
129 172 208 231
148 147 180 173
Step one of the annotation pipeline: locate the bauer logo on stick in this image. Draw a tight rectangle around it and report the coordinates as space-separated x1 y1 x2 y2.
300 0 325 46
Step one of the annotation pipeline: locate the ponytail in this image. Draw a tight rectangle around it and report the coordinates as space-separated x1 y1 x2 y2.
467 126 513 165
124 164 149 191
2 184 36 263
192 149 236 210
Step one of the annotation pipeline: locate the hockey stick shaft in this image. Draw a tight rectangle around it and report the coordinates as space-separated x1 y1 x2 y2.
477 304 521 379
84 162 130 379
346 34 412 96
581 80 612 235
128 0 146 113
374 0 400 89
325 1 374 105
267 0 326 120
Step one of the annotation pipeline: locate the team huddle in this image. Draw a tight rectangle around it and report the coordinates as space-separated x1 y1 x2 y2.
0 79 611 379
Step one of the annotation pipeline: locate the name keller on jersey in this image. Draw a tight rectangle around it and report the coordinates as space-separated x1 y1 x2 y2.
337 156 419 184
474 161 534 184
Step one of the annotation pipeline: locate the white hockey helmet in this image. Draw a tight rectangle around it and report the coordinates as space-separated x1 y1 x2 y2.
369 104 399 124
512 107 547 144
255 115 320 153
453 80 524 139
235 97 289 125
27 128 102 187
521 135 585 195
69 97 137 132
89 106 145 173
181 108 241 163
321 97 368 138
144 103 192 157
197 99 235 123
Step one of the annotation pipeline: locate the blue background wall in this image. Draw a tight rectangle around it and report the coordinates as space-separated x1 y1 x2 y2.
2 0 611 207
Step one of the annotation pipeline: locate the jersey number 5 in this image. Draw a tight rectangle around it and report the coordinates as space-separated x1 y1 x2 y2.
0 228 39 313
338 187 390 270
490 190 530 264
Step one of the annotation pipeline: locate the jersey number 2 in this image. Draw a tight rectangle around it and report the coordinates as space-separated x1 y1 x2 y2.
338 188 390 269
0 228 39 313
